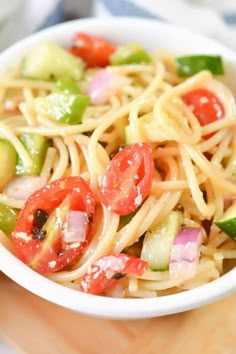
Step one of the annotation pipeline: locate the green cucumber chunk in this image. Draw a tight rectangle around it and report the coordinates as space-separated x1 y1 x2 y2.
110 42 151 65
0 203 19 236
22 40 84 81
16 134 48 176
175 55 224 77
55 78 81 94
0 139 17 190
34 92 90 125
215 202 236 240
141 211 182 271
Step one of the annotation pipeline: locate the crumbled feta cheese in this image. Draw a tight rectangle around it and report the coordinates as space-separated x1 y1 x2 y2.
134 194 142 206
48 260 57 268
14 232 31 243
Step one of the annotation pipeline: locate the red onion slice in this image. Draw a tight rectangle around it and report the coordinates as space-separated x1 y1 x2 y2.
63 210 88 244
170 227 203 282
87 69 129 105
3 176 47 200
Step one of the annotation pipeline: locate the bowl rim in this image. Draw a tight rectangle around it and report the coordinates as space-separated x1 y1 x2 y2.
0 17 236 319
1 244 235 319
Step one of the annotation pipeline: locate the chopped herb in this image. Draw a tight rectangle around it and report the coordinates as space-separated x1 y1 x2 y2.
32 228 46 241
87 213 93 225
33 209 49 229
112 272 126 279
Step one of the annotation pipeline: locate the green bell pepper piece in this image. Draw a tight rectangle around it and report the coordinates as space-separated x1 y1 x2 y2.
110 42 151 65
16 134 48 176
175 55 224 77
34 92 90 125
55 78 81 94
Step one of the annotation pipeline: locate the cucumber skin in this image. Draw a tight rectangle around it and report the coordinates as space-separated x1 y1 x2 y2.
215 219 236 241
215 202 236 241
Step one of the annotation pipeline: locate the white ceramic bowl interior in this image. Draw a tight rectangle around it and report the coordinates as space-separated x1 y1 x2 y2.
0 17 235 319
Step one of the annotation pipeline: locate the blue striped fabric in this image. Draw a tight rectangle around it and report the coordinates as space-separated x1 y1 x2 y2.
102 0 162 20
38 0 64 31
99 0 236 27
223 13 236 25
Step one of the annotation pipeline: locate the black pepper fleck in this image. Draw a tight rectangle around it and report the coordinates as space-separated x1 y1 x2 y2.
110 145 126 159
33 209 49 229
57 251 64 257
112 273 126 279
87 213 93 225
32 228 46 241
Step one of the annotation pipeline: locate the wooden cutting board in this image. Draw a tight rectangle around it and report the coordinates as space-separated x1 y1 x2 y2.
0 272 235 354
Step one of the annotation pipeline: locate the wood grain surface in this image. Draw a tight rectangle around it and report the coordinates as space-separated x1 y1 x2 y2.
0 272 235 354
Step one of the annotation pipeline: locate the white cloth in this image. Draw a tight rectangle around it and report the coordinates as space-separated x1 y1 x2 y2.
0 0 63 51
93 0 236 51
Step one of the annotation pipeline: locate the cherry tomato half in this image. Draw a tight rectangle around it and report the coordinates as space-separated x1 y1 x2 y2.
12 177 95 273
182 89 225 126
80 253 147 294
101 143 154 215
68 33 115 68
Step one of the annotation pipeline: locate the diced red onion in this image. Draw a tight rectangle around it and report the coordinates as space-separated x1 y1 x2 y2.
170 227 203 282
63 210 88 244
3 176 47 200
87 69 129 105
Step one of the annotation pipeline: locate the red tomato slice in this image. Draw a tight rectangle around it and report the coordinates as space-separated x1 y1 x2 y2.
182 89 225 126
68 33 115 68
12 177 95 273
80 254 147 294
101 143 154 215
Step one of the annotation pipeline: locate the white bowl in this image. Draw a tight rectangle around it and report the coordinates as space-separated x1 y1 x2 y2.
0 17 236 319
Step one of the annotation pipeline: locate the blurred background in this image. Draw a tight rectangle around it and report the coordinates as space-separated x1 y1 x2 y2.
1 0 236 51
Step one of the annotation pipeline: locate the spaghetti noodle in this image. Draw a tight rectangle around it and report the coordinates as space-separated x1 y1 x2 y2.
0 36 236 298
